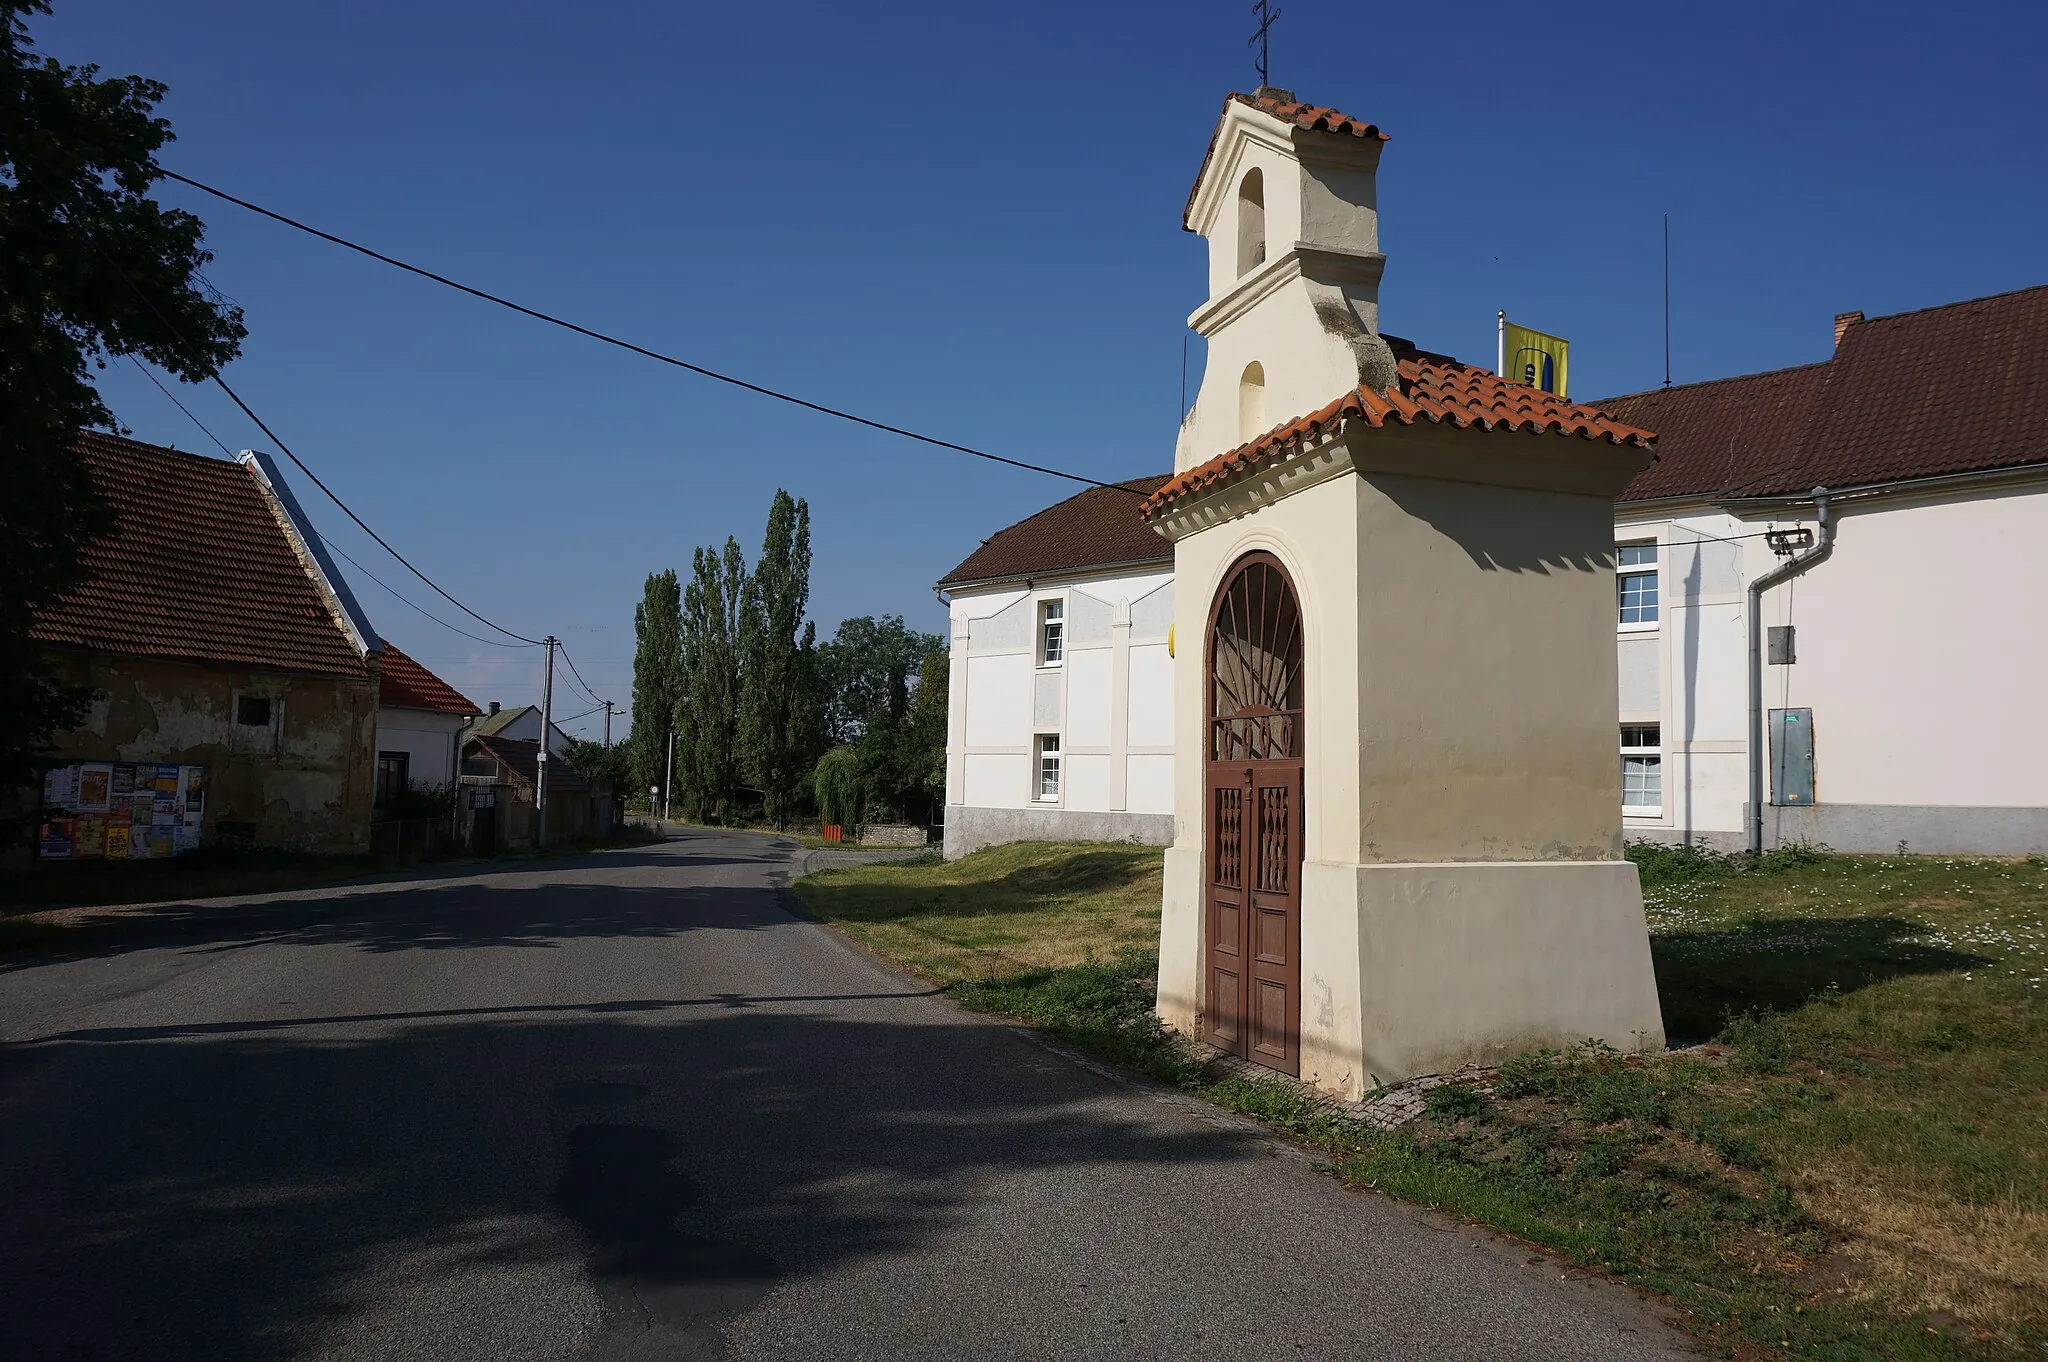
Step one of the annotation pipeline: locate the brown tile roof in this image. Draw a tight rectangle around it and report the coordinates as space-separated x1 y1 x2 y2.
936 476 1171 589
1601 284 2048 501
378 640 479 714
1185 91 1389 229
467 734 588 793
31 432 369 677
1143 341 1655 517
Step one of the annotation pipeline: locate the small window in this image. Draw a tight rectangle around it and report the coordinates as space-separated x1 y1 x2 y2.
375 752 410 808
1035 734 1062 802
1617 541 1659 626
1621 724 1662 814
236 695 273 727
1039 600 1065 666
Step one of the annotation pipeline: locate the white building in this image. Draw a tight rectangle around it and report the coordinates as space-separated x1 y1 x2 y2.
938 99 2048 861
373 641 479 805
461 702 573 758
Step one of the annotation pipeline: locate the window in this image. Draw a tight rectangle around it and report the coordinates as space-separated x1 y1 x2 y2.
1035 735 1062 801
235 694 273 727
1039 599 1064 666
375 751 410 808
1236 167 1266 276
1238 361 1266 443
1617 541 1659 626
1621 724 1662 813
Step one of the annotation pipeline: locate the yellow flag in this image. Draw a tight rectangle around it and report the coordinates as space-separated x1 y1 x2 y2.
1501 319 1569 398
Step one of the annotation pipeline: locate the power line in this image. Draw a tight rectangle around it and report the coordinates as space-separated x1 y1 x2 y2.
125 356 535 650
554 641 611 708
82 225 547 645
163 170 1144 496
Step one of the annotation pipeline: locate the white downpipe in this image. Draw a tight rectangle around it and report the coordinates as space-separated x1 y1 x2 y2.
1745 489 1835 856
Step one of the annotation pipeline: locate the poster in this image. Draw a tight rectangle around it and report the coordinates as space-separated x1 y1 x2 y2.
37 761 207 859
77 763 112 813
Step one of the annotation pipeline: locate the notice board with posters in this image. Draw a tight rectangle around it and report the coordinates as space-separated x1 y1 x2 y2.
38 761 207 860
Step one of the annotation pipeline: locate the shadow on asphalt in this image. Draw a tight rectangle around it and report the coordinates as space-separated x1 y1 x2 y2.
0 980 1252 1360
0 845 795 973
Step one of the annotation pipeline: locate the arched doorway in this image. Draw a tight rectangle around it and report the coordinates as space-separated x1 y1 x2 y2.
1204 552 1304 1075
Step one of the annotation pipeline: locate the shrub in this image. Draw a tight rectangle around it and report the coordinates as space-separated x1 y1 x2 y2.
1424 1083 1489 1121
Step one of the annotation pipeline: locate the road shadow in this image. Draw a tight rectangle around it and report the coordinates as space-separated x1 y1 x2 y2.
0 1004 1252 1361
1650 913 1995 1039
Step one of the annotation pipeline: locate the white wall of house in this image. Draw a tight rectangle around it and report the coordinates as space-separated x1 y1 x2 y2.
476 707 572 756
943 565 1177 857
945 476 2048 860
1616 476 2048 854
374 707 467 788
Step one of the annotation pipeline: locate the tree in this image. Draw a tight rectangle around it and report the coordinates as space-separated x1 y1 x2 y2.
563 737 633 793
816 615 943 747
1 1 246 838
737 490 817 828
676 537 746 821
628 569 681 802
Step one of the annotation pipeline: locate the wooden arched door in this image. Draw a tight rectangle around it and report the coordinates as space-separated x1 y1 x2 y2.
1204 552 1304 1075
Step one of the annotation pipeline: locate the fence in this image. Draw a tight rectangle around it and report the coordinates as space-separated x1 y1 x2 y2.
369 817 450 863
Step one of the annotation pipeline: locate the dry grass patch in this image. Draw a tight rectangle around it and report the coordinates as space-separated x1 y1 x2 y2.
792 841 1162 984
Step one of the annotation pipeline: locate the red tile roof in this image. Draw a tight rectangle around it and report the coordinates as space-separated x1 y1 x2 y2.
937 476 1170 589
378 640 479 714
1185 91 1389 229
1143 341 1655 517
1600 283 2048 501
467 734 589 793
31 433 369 677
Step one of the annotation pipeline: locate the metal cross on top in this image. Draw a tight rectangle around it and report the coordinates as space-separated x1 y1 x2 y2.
1248 0 1281 89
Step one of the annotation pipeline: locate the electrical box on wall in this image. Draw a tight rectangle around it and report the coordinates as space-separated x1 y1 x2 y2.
1769 708 1815 806
1767 625 1797 664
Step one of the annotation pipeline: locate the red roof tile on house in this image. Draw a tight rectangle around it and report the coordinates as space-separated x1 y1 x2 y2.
31 432 369 677
468 734 589 793
937 476 1171 589
1599 284 2048 501
378 640 479 715
1185 91 1389 229
1143 342 1655 517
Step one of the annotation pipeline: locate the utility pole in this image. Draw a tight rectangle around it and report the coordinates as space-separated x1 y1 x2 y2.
602 700 614 747
663 728 676 823
535 636 557 846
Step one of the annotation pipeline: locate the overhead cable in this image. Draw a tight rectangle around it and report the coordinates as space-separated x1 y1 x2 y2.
162 170 1142 495
554 641 611 708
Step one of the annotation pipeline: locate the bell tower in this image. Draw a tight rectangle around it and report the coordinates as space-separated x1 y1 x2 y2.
1177 91 1397 473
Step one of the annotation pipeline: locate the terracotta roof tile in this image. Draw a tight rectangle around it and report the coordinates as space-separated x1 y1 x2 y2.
1598 283 2048 501
468 734 589 793
31 432 369 677
1142 341 1655 517
378 640 480 714
937 476 1170 589
1185 90 1388 229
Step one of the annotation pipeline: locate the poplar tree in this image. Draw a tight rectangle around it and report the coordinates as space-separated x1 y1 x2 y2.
628 569 681 804
738 490 818 828
677 538 746 821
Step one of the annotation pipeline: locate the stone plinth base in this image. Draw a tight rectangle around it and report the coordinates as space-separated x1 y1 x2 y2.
1158 853 1666 1101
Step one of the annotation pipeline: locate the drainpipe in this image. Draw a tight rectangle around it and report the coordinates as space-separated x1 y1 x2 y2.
1745 488 1835 856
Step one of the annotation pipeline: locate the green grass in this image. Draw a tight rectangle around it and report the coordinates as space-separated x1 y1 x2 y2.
797 840 2048 1359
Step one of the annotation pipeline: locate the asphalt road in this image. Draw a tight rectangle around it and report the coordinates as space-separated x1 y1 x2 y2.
0 827 1696 1361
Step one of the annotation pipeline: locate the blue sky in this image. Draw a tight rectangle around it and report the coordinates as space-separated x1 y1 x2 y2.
40 0 2047 736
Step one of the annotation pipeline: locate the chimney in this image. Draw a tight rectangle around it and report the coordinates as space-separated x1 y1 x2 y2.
1833 310 1864 350
488 700 500 716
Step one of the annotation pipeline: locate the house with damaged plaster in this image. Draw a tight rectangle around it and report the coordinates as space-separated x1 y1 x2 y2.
29 432 384 856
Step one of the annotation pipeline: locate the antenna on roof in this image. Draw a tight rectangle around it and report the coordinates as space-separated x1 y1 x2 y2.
1662 213 1673 389
1249 0 1281 89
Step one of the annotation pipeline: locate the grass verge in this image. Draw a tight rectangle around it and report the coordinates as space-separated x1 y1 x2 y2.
796 840 2048 1360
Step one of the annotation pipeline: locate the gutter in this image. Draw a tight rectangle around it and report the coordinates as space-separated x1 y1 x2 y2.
1743 487 1835 856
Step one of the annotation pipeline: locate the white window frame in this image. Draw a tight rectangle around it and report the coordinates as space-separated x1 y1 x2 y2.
1621 723 1663 817
1616 539 1660 632
1034 734 1062 803
1037 598 1065 668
